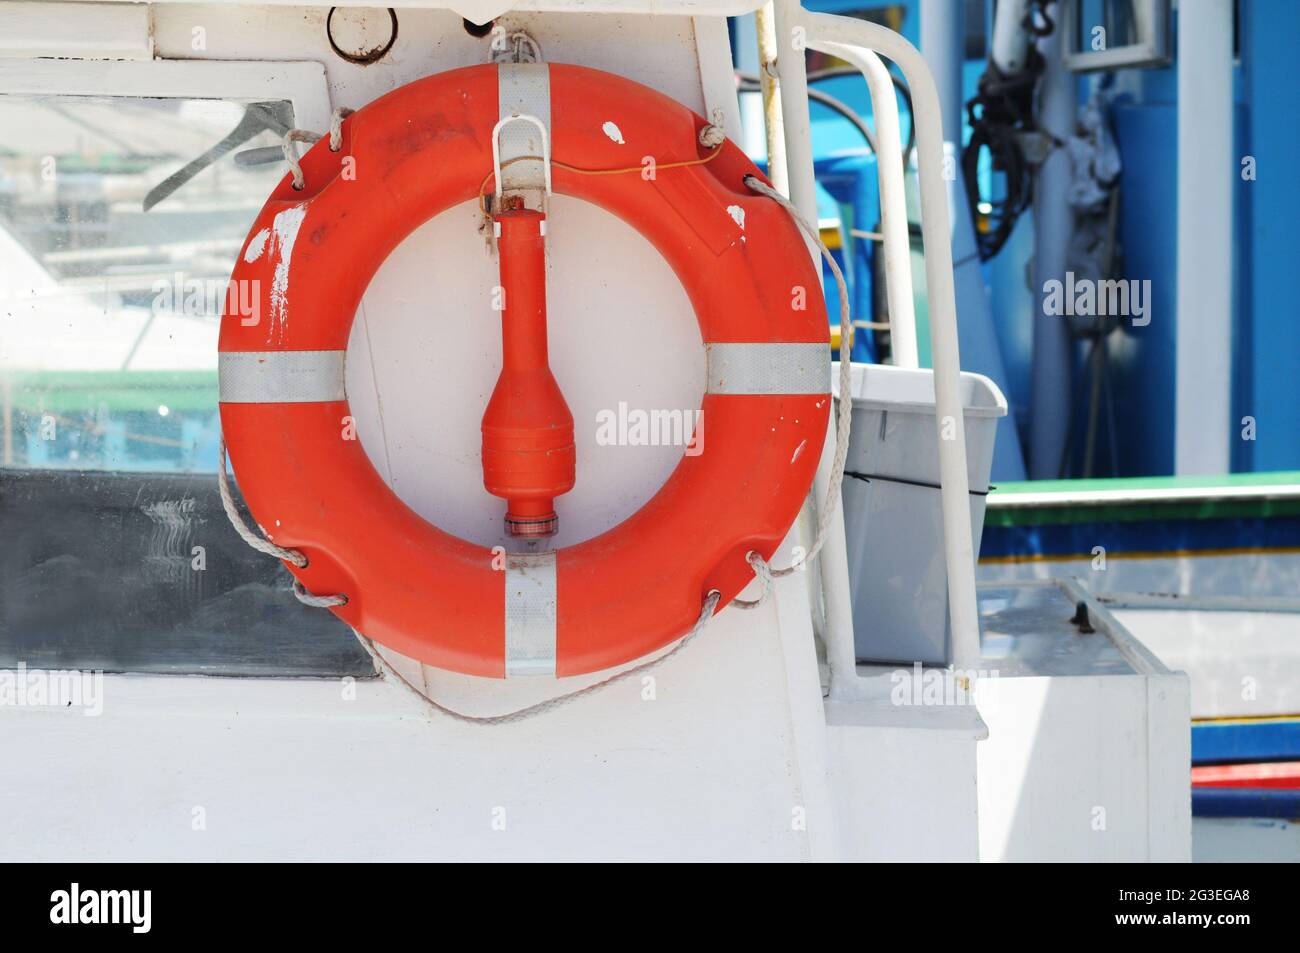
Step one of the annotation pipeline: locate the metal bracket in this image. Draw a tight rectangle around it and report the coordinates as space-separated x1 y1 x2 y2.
491 112 552 213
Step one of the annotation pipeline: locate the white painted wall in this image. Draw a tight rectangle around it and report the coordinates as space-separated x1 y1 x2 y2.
1113 608 1300 720
827 710 983 861
0 645 821 862
977 672 1191 862
345 196 705 551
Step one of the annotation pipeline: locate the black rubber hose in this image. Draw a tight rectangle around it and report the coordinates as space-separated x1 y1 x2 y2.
736 75 877 154
806 64 917 159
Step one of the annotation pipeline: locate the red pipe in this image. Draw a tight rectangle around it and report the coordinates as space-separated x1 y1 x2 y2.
481 201 575 537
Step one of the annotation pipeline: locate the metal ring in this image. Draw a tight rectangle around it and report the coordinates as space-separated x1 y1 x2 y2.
327 7 398 66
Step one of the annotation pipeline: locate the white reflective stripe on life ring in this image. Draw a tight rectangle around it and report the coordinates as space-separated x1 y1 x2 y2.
218 350 347 404
705 342 831 395
505 551 558 677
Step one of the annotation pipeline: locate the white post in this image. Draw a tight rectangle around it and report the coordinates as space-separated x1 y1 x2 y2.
920 0 963 145
990 0 1032 74
1176 0 1234 475
771 0 862 692
1029 16 1074 479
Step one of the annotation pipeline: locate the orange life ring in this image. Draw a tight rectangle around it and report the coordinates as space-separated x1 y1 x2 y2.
219 63 830 677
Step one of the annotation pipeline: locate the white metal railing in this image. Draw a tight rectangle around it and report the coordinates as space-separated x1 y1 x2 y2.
772 0 981 690
813 42 919 369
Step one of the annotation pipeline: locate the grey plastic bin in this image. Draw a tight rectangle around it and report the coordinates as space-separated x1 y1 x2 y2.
836 362 1006 665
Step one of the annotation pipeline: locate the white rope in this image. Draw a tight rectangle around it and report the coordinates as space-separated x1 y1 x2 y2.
217 433 306 567
217 433 350 609
731 550 774 610
733 174 856 610
698 122 726 149
491 30 543 64
282 107 354 190
292 581 348 609
351 591 722 726
281 130 319 191
219 424 718 722
329 107 354 152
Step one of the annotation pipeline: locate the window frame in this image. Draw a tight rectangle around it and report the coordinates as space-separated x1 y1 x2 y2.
1061 0 1172 73
0 53 333 473
0 55 364 676
0 56 332 133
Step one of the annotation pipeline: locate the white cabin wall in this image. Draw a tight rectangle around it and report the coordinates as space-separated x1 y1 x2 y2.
151 6 708 114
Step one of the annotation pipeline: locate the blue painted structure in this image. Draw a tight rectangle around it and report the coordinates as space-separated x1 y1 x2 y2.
816 153 880 363
739 0 1300 478
1193 718 1300 765
1189 718 1300 817
1237 0 1300 473
1083 0 1300 476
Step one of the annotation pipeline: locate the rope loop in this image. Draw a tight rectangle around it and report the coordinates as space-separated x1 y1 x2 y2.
355 590 722 726
293 581 349 609
731 551 774 610
491 30 543 64
698 122 726 149
328 107 354 152
217 433 348 603
282 108 356 188
219 417 720 723
281 129 319 190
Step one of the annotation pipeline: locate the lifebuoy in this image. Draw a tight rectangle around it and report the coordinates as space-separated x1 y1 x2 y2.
219 63 830 677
